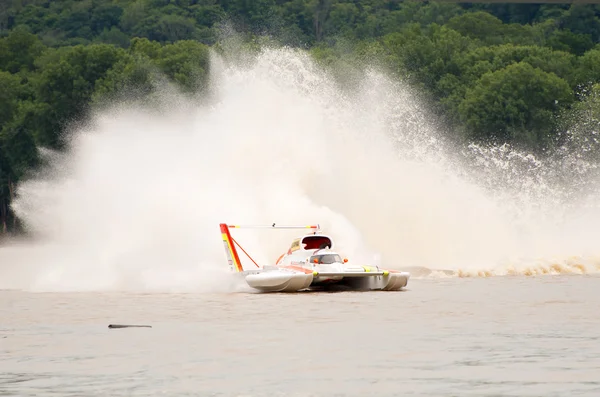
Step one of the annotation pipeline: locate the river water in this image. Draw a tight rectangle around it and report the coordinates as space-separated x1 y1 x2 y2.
1 275 599 396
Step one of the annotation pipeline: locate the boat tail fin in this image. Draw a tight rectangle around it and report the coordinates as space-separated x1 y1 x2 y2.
220 223 244 272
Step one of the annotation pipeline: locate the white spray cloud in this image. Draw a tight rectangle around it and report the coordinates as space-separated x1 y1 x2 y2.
1 46 599 291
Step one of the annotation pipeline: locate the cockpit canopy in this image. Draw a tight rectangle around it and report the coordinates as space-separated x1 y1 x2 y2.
309 253 343 264
301 235 332 250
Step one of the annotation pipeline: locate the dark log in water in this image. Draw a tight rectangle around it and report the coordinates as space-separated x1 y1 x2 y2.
108 324 152 329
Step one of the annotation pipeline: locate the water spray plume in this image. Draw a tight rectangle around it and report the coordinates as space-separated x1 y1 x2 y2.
1 45 599 292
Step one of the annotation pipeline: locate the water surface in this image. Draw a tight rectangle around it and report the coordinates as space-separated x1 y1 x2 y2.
2 275 599 396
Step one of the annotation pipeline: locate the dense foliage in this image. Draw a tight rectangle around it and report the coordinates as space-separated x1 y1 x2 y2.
1 0 600 235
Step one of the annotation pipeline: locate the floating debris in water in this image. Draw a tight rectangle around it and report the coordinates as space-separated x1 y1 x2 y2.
108 324 152 329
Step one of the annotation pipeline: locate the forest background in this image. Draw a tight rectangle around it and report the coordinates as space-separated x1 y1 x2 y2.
1 0 600 235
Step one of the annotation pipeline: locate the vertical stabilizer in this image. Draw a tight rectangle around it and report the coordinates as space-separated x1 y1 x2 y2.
220 223 244 272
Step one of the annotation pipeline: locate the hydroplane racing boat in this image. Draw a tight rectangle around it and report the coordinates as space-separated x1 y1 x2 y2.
220 223 410 292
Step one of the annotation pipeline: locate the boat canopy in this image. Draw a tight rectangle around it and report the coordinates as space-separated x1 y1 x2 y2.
301 235 332 250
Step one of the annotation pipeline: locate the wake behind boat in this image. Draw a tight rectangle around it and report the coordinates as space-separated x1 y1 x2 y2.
220 223 410 292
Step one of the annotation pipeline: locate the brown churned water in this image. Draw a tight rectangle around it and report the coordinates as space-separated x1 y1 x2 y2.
2 275 599 396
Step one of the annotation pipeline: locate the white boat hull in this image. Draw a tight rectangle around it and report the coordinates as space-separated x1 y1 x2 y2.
242 267 410 293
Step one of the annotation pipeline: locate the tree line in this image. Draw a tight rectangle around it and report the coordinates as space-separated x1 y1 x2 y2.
2 0 600 235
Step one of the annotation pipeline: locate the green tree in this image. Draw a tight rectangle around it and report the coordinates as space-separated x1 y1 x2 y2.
31 44 126 148
155 40 209 92
574 49 600 87
459 62 573 148
0 27 45 73
555 83 600 177
0 71 22 126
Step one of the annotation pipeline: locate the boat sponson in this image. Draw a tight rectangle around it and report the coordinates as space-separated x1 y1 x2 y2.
245 271 314 292
382 271 410 290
